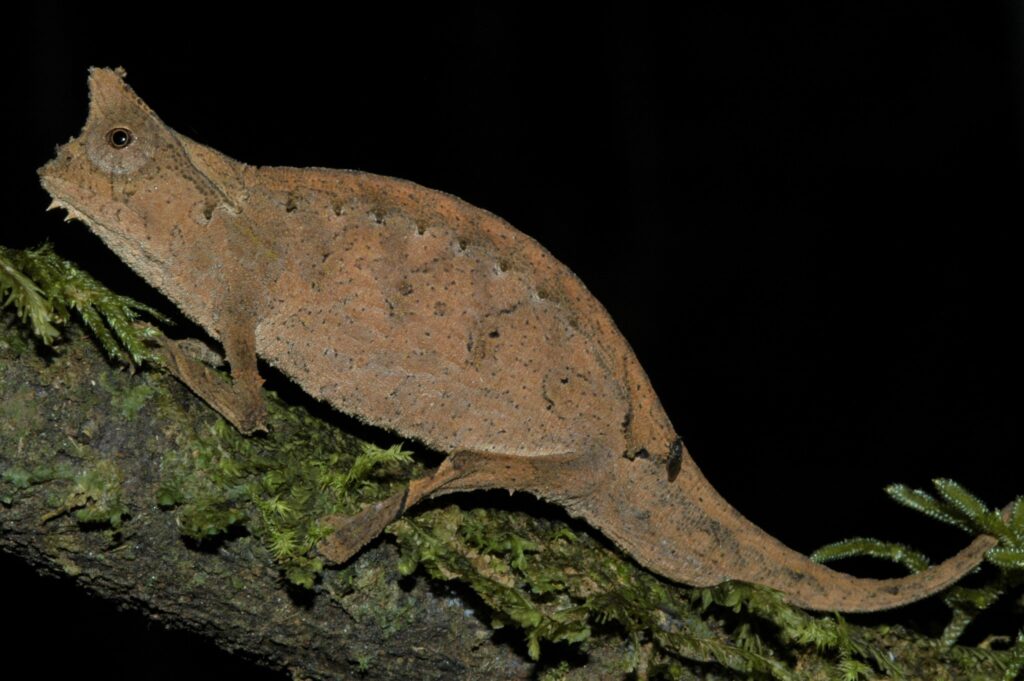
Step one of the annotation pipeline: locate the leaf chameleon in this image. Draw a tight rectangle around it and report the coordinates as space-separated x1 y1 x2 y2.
38 67 999 611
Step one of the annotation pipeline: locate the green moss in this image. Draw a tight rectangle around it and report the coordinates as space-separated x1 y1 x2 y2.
2 464 67 489
388 505 797 677
0 243 166 365
0 386 47 441
66 459 130 528
333 562 420 636
157 392 418 588
0 245 60 343
104 374 159 419
2 454 128 530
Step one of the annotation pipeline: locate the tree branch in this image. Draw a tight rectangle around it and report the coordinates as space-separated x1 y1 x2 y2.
1 313 1020 681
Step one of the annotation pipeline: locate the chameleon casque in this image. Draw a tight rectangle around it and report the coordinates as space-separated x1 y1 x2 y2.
38 67 999 612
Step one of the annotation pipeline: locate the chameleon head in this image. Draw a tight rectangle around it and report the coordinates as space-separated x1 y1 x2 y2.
37 67 207 290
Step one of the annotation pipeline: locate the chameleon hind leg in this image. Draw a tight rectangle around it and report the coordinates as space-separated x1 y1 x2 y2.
318 449 589 564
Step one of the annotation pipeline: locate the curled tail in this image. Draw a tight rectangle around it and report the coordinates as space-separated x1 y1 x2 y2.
573 443 998 612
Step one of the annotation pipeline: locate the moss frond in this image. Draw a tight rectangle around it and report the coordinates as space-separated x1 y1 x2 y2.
811 537 930 573
0 246 61 343
987 547 1024 570
1010 498 1024 534
336 443 414 497
1004 629 1024 681
933 478 1017 542
0 243 167 365
885 483 972 532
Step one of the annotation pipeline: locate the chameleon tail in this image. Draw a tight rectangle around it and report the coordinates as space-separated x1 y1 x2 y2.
570 442 999 612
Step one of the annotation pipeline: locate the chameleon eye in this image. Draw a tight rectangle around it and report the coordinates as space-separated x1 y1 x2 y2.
106 127 134 149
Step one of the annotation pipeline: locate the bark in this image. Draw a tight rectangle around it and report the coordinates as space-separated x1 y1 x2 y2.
0 319 541 680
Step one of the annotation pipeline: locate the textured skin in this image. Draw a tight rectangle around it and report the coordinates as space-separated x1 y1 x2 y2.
39 68 999 612
249 164 675 462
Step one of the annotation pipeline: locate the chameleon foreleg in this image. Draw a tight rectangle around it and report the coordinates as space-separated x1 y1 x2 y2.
156 319 266 433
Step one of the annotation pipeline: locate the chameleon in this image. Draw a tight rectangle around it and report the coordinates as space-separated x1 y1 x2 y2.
38 67 999 612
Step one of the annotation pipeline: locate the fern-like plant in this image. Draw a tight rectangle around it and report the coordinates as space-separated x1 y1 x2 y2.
0 243 166 364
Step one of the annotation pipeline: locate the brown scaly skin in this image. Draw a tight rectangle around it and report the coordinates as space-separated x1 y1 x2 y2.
39 67 1000 613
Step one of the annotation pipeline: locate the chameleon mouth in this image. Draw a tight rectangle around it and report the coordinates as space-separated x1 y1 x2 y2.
38 177 171 298
38 150 78 201
38 172 95 227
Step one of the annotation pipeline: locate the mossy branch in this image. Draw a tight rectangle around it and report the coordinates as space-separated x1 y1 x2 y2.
1 245 1022 680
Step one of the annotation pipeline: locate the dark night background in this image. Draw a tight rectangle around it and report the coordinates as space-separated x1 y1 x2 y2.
6 3 1023 677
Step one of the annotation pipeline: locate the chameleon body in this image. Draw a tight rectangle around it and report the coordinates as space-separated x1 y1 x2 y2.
38 68 997 611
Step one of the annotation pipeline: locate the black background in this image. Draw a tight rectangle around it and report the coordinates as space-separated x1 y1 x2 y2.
7 3 1023 678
